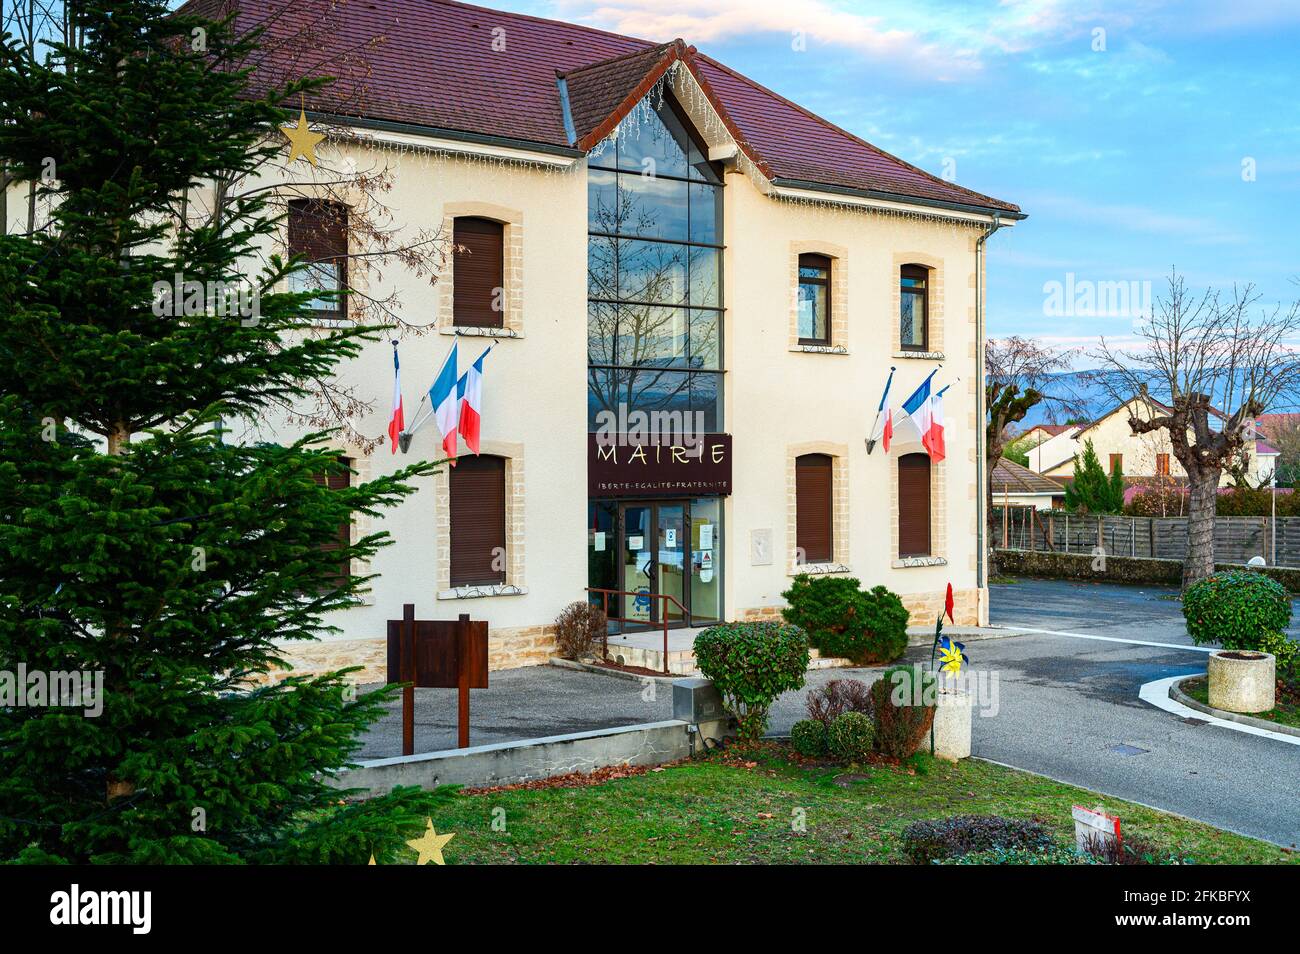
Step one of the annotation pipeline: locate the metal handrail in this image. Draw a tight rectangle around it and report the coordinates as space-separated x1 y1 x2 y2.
585 586 690 674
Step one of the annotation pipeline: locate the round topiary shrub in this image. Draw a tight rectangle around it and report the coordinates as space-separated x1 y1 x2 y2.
780 575 910 665
790 718 828 757
693 622 809 742
1182 571 1291 652
826 711 875 764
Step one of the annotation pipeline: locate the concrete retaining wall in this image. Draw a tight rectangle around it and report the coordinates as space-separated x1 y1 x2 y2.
328 720 711 796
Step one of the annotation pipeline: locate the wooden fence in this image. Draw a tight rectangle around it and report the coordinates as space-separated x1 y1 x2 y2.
991 507 1300 568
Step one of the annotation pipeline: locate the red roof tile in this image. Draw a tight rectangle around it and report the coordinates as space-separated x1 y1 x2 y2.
199 0 1020 215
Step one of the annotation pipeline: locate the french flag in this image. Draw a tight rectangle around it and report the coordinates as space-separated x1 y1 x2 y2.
387 344 404 455
867 367 895 454
430 341 459 464
928 385 949 463
901 369 942 460
457 346 491 455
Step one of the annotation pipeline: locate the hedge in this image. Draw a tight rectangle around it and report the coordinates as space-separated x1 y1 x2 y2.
994 548 1300 594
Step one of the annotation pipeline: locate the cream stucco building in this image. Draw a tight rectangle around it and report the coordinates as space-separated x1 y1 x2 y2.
23 0 1021 679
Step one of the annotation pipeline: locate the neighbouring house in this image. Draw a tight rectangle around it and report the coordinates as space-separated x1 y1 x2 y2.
18 0 1023 678
1034 395 1277 488
991 458 1066 510
1019 423 1082 474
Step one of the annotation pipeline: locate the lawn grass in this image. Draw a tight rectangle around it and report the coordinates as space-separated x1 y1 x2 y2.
1182 677 1300 730
418 747 1296 865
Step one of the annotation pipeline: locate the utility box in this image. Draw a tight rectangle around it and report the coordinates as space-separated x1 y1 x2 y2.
673 677 726 724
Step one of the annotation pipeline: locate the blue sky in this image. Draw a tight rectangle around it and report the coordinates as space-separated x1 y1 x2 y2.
501 0 1300 366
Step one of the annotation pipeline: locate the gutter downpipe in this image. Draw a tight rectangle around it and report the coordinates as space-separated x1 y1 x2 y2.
975 212 1004 624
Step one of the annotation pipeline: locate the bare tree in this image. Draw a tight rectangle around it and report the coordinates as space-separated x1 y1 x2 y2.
985 335 1081 517
1091 271 1300 588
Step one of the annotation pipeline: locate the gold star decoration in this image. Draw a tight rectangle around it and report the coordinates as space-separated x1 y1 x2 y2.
280 103 324 166
406 818 455 866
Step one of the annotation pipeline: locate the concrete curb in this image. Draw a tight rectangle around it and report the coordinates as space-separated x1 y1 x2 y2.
1169 674 1300 740
1137 675 1300 747
547 657 679 684
906 625 1033 647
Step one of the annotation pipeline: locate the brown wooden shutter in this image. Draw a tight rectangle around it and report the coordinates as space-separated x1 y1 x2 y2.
898 453 931 557
453 217 504 328
795 453 834 564
450 455 507 586
312 458 351 585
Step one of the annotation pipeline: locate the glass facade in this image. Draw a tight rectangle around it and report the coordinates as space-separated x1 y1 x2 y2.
587 92 724 433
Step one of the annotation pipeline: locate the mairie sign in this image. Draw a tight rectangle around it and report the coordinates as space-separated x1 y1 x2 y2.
588 433 732 497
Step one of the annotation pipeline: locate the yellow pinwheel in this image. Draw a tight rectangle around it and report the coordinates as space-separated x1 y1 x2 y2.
936 636 968 675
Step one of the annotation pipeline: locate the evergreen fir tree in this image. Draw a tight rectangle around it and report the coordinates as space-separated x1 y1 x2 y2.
0 1 448 863
1064 439 1125 514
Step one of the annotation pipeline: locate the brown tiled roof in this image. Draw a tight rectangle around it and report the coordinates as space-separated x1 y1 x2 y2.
992 458 1066 496
191 0 1022 217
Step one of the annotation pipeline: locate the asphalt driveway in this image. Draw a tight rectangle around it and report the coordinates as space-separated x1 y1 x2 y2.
971 578 1300 848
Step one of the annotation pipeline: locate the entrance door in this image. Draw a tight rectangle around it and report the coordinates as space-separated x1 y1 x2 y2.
619 504 655 626
590 499 722 633
656 503 686 626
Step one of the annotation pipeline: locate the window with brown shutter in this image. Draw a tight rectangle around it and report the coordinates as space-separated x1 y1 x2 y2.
288 199 348 317
1109 453 1123 475
450 455 507 586
1156 453 1170 475
795 453 834 564
312 458 351 586
898 453 931 557
453 217 505 328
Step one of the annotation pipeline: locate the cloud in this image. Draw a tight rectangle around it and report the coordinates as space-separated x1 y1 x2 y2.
549 0 1105 77
1019 192 1248 245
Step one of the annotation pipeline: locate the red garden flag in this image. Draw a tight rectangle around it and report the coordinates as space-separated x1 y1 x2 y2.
945 582 955 623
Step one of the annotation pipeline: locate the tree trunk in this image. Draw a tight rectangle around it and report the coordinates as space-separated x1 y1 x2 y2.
1183 470 1218 589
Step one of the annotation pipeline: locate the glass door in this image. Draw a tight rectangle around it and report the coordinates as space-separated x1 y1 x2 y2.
657 503 686 626
620 504 654 626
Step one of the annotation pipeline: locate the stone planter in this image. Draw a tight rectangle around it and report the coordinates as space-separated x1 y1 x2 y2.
931 686 972 761
1207 651 1275 714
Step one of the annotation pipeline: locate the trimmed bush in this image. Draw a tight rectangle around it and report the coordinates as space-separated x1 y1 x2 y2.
869 665 935 759
805 678 873 726
553 601 608 660
693 622 809 742
1183 570 1291 651
902 815 1052 864
781 575 909 665
789 719 828 757
826 712 875 763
